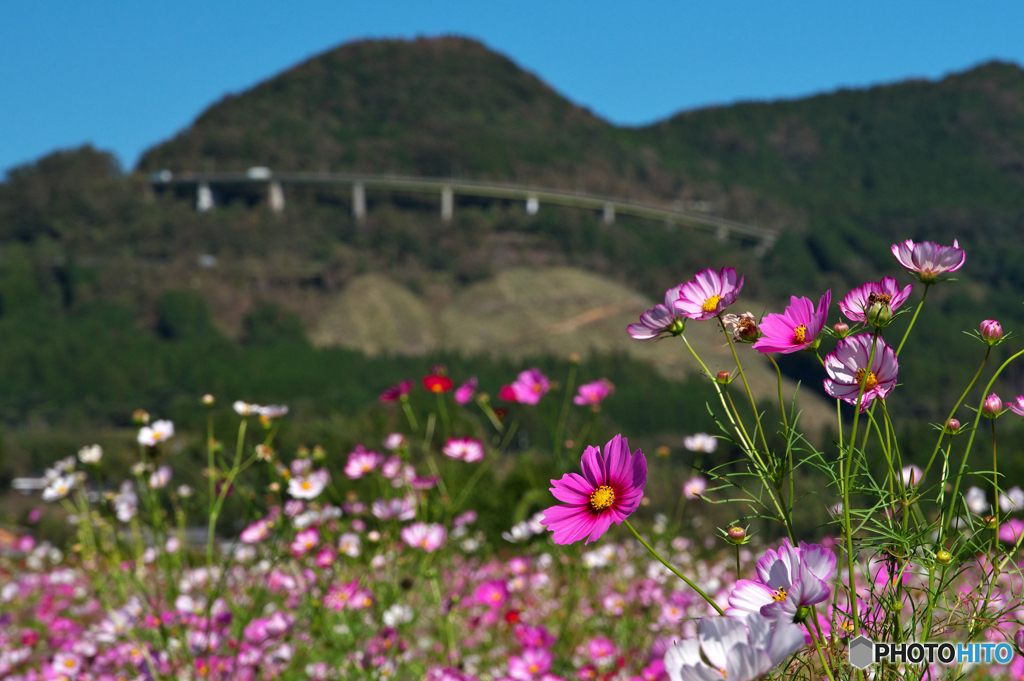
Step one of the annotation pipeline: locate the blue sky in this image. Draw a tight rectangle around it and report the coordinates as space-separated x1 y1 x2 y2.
2 1 1022 174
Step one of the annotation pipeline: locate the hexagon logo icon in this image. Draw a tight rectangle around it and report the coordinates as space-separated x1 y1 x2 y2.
849 635 875 669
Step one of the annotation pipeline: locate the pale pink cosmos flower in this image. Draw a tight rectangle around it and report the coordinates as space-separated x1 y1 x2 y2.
900 465 923 487
401 522 446 552
383 433 406 450
673 267 744 322
541 434 647 545
454 377 478 405
587 636 617 665
728 540 835 627
891 238 965 284
371 496 417 521
839 277 913 323
508 647 553 680
442 437 485 463
574 379 614 408
324 579 360 611
683 476 708 499
752 291 831 354
338 533 361 557
343 448 384 479
1005 395 1024 417
290 528 319 557
52 651 83 678
683 433 718 453
381 455 403 479
148 465 172 489
823 334 898 411
628 284 688 340
511 368 551 405
137 419 174 446
288 470 329 500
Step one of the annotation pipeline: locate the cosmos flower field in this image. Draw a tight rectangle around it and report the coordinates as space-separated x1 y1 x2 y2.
4 238 1024 680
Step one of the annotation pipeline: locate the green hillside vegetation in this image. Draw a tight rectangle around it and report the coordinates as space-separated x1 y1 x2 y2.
2 36 1024 502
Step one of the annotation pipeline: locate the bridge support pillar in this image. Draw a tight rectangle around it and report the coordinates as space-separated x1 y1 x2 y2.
441 186 454 221
602 202 615 225
352 182 366 221
526 195 539 216
754 233 777 258
196 182 214 213
268 181 285 213
716 225 728 243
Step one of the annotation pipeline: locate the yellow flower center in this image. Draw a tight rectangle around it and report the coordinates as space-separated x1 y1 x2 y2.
771 586 788 602
793 325 807 344
855 368 878 390
589 485 615 511
301 481 311 490
64 660 76 669
529 665 539 673
701 294 723 313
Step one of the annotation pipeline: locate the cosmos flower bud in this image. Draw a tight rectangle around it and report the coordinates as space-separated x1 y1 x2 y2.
945 418 961 434
936 550 952 565
832 322 850 338
202 394 215 406
716 371 733 384
980 319 1003 345
655 446 671 458
865 294 893 327
984 515 999 530
726 526 746 544
982 393 1003 420
132 409 150 425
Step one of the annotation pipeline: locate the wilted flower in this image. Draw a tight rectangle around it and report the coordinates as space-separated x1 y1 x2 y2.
891 238 965 284
454 377 478 404
400 522 447 552
78 444 102 465
541 434 647 545
379 380 412 403
510 368 550 405
823 335 898 411
683 477 707 499
721 311 759 343
628 284 688 340
839 277 913 324
752 291 831 354
138 419 175 446
574 379 614 408
442 437 485 463
683 433 718 453
674 267 745 322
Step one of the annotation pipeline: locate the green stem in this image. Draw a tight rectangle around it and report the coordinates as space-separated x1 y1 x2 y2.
895 283 930 356
436 392 451 440
401 397 419 432
920 346 990 482
553 362 578 467
623 518 724 615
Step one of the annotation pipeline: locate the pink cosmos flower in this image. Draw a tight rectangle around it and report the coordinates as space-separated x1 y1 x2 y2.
51 651 82 678
443 437 485 463
683 476 707 499
455 377 478 405
379 380 412 402
823 334 898 411
509 647 553 680
401 522 447 552
371 496 417 521
839 277 913 323
999 519 1024 544
474 580 509 609
240 518 273 544
900 465 923 487
541 434 647 545
324 580 360 611
381 455 403 479
728 540 835 627
573 379 615 408
891 238 965 284
752 291 831 354
673 267 744 322
290 528 319 557
314 547 335 568
137 419 175 446
288 470 329 500
587 636 617 664
1006 395 1024 417
344 448 384 479
628 284 688 340
511 368 551 405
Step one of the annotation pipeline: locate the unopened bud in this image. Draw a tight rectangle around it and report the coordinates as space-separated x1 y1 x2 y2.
568 352 581 364
201 394 215 406
945 418 961 434
132 409 150 425
980 319 1003 345
736 318 759 342
936 550 952 565
866 299 893 327
726 526 746 544
832 322 850 338
312 445 326 461
716 371 733 384
982 393 1003 419
655 445 671 458
984 515 999 530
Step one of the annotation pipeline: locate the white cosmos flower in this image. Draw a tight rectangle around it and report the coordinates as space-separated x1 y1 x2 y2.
42 474 76 502
999 486 1024 512
233 401 260 416
900 464 923 487
382 603 415 627
78 444 103 464
665 613 804 681
288 470 329 500
683 433 718 453
149 465 172 489
338 533 362 557
965 486 989 515
138 420 174 446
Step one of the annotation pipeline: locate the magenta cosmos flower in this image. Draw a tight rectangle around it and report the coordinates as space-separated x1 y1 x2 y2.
541 434 647 544
379 380 412 402
891 238 965 284
574 379 614 408
823 335 898 411
752 291 831 354
839 277 913 323
511 368 550 405
454 377 478 404
627 284 687 339
673 267 744 322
